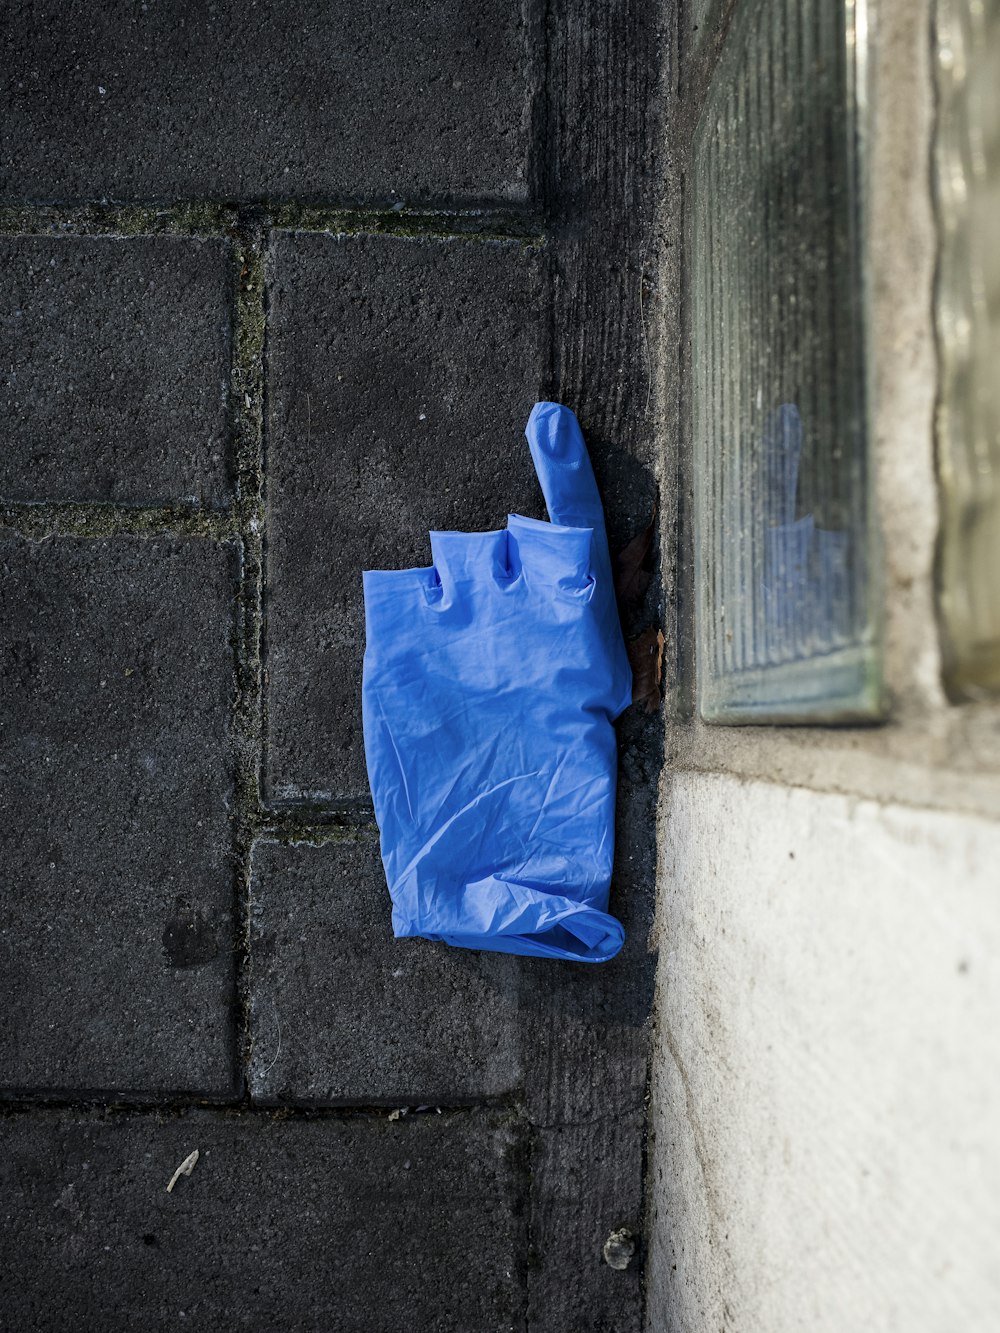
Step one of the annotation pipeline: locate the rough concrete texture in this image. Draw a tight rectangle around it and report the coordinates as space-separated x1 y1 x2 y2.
248 837 522 1104
0 0 664 1325
521 711 657 1333
264 231 549 804
647 773 1000 1332
0 537 237 1096
0 1106 528 1331
867 0 943 716
0 0 537 207
530 1114 646 1330
0 235 232 506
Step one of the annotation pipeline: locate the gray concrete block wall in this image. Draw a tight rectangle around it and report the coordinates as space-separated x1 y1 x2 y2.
0 3 661 1328
0 537 238 1097
0 236 232 505
264 230 549 802
247 837 523 1105
0 1108 528 1332
0 0 540 206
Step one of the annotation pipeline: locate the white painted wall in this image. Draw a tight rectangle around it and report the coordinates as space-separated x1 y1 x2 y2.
646 774 1000 1332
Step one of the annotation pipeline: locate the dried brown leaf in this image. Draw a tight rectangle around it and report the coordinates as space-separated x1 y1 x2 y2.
615 508 657 609
627 627 665 713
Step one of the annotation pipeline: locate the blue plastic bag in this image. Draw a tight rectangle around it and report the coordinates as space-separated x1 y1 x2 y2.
362 402 631 962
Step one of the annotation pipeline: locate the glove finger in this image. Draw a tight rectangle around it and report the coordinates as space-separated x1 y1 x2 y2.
525 401 606 531
428 528 510 599
506 513 594 592
525 401 614 592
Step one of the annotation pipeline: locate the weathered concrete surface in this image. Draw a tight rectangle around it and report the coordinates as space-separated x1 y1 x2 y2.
647 773 1000 1332
0 1106 528 1331
517 6 664 1327
0 0 538 206
530 1115 645 1332
0 236 232 505
264 231 548 804
0 537 237 1097
0 3 664 1328
247 836 523 1104
523 708 658 1333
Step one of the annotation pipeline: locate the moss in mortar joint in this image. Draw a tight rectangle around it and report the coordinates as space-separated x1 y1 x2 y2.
0 503 236 541
0 200 545 244
254 818 379 848
0 202 242 238
224 220 268 1094
265 201 546 245
0 1094 496 1120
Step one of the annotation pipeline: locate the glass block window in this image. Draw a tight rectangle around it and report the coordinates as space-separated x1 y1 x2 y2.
935 0 1000 698
688 0 724 43
690 0 880 722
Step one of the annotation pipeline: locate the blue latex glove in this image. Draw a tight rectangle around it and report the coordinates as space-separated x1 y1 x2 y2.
362 402 632 962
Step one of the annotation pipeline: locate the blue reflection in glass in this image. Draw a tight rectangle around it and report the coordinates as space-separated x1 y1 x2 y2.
761 404 851 653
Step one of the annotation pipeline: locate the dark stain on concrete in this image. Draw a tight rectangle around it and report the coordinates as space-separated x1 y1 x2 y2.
162 898 220 969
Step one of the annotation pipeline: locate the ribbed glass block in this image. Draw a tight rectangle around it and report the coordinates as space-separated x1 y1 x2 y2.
691 0 880 722
935 0 1000 698
688 0 723 40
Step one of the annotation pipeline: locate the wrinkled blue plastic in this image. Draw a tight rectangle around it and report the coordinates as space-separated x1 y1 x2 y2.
362 402 631 962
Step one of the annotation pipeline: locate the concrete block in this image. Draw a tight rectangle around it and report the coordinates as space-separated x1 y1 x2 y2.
0 1106 527 1331
528 1116 644 1332
0 0 537 205
264 231 548 803
0 235 231 506
248 836 523 1104
0 536 238 1096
